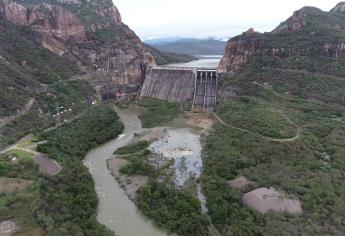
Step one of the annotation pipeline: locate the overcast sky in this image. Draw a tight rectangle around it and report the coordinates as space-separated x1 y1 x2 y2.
115 0 341 40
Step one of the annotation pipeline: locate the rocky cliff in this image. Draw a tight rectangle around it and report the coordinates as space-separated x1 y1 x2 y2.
0 0 155 98
219 4 345 72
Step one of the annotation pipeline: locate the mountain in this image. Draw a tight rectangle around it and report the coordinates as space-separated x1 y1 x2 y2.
147 38 227 55
0 0 160 148
143 37 184 45
144 44 197 65
219 4 345 73
0 0 155 93
205 3 345 236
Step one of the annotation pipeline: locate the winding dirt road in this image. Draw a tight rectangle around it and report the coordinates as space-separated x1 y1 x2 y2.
212 112 301 143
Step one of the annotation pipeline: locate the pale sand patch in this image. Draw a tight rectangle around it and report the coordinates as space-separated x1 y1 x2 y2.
0 178 32 193
107 158 148 200
242 187 302 215
187 112 213 130
229 176 256 190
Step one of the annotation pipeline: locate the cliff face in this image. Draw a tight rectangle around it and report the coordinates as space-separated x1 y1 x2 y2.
0 0 155 97
218 28 263 72
219 4 345 73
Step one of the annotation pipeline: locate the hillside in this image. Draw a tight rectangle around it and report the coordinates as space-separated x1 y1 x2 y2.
144 44 197 65
148 38 227 55
206 3 345 235
0 0 158 148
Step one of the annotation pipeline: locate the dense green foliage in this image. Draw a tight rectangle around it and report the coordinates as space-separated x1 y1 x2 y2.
33 106 123 235
115 141 209 235
139 97 180 128
116 141 156 178
137 181 209 236
0 147 44 234
144 44 197 65
0 79 94 149
203 61 345 235
0 17 77 116
114 141 149 155
0 17 93 149
216 99 297 139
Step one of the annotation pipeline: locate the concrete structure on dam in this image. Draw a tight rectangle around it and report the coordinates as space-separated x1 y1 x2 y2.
141 66 218 111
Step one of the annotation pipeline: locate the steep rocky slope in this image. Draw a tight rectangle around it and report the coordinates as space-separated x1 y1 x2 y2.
0 0 155 98
219 4 345 73
0 0 160 148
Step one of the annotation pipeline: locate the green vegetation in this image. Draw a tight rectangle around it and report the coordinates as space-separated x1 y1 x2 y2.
139 97 180 128
203 60 345 235
7 149 34 160
116 141 156 178
1 106 123 235
32 106 123 235
114 141 149 155
0 79 95 147
0 146 43 235
0 104 55 147
95 26 131 43
0 17 93 149
137 181 209 236
216 99 297 139
114 140 208 235
144 44 197 65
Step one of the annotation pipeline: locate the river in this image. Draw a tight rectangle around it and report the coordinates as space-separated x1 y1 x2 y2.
167 55 222 68
84 106 166 236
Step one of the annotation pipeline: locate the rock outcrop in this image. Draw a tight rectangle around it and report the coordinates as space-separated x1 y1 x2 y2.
331 2 345 13
218 28 263 72
0 0 155 99
218 3 345 73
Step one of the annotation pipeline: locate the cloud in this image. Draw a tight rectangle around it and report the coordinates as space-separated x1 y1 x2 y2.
115 0 341 39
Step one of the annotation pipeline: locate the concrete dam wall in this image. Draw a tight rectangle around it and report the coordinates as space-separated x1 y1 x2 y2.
141 67 195 102
140 66 218 110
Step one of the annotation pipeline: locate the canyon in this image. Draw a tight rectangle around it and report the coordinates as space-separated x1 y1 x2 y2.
1 1 345 236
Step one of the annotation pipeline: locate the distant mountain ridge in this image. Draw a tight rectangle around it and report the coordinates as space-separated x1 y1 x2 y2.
146 38 227 55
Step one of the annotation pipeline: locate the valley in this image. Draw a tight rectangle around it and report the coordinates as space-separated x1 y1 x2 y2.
0 0 345 236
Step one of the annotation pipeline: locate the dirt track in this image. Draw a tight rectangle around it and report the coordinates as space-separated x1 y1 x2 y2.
212 112 301 143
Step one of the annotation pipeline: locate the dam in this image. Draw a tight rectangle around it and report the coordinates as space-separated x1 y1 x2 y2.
141 66 219 111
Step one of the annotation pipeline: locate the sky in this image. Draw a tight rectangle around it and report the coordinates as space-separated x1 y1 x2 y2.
115 0 342 40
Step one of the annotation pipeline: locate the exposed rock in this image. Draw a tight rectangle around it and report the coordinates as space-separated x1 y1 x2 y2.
0 0 155 98
0 0 87 42
331 2 345 13
273 10 307 33
229 176 256 190
218 29 263 72
242 187 302 215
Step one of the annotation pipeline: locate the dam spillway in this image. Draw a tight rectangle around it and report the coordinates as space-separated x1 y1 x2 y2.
140 66 218 111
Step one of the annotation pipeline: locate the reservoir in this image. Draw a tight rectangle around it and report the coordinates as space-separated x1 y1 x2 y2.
167 55 222 68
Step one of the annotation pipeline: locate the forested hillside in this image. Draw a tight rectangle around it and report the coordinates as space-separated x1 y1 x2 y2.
205 3 345 235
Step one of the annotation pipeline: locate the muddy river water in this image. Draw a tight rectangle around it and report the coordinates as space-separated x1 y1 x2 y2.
84 106 209 236
84 107 166 236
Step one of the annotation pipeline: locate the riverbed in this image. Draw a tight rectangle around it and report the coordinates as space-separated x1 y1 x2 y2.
84 106 166 236
149 128 203 187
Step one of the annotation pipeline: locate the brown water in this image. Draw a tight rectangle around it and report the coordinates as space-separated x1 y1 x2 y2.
84 106 166 236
